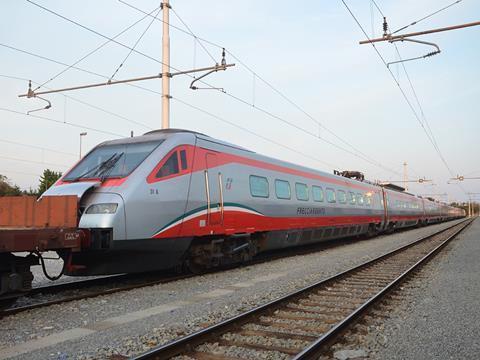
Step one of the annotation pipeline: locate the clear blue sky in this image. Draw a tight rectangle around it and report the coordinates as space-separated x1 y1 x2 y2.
1 0 479 202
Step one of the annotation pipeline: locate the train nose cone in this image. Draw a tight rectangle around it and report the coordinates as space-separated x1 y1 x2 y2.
41 181 101 199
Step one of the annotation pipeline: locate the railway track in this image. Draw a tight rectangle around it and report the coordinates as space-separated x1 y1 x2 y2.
0 226 399 318
0 272 194 318
0 220 464 319
130 218 473 360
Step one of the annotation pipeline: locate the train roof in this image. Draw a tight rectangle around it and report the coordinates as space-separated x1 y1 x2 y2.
145 128 254 153
143 128 207 137
96 128 207 147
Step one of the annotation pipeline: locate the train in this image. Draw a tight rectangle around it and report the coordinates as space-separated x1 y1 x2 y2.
0 128 465 298
41 128 464 275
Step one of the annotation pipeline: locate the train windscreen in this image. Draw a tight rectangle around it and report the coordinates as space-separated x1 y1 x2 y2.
63 140 164 181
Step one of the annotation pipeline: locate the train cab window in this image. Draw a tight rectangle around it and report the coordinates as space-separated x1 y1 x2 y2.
156 152 179 178
250 175 269 198
326 188 336 203
348 191 356 205
312 186 324 202
337 190 347 204
356 193 364 206
275 179 291 199
295 183 309 201
179 150 187 170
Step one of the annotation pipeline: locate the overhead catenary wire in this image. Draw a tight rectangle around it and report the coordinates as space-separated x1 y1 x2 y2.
216 85 404 176
0 138 77 157
0 43 162 98
340 0 458 179
391 45 439 150
370 0 385 18
32 4 163 92
9 0 398 180
392 0 463 35
20 1 421 180
117 0 404 177
347 0 469 199
109 5 163 81
368 3 453 182
0 107 124 138
170 7 218 64
0 154 70 168
1 44 347 174
370 1 462 182
25 0 172 69
172 96 339 170
26 0 404 177
0 73 153 130
25 0 221 83
1 46 341 172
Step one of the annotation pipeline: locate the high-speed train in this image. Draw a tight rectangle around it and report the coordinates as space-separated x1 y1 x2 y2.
43 129 465 275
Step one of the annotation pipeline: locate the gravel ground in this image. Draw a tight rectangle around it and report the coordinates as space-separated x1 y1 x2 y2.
369 218 480 360
0 220 465 360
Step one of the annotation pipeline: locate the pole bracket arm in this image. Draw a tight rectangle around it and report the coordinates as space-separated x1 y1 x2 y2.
387 38 441 67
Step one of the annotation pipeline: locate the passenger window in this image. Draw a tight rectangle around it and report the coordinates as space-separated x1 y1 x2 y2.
356 193 364 206
250 175 269 198
295 183 309 201
156 152 179 178
179 150 187 170
337 190 347 204
312 186 324 202
326 188 336 203
348 191 356 205
275 179 291 199
365 195 372 206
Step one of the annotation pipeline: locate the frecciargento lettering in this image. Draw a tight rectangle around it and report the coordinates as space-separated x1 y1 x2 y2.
296 207 326 216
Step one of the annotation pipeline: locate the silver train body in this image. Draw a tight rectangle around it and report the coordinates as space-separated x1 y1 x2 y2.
44 129 465 275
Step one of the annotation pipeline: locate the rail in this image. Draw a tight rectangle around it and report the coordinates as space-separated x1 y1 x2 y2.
131 218 472 360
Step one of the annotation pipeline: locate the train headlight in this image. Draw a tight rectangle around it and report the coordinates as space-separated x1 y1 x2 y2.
86 203 118 214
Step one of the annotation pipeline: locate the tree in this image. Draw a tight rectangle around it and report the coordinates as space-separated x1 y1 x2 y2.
0 175 23 196
37 169 62 196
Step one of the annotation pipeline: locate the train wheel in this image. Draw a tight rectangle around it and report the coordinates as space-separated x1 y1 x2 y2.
365 224 377 238
184 258 206 274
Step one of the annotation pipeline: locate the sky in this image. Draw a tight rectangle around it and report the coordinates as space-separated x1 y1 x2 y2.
0 0 479 203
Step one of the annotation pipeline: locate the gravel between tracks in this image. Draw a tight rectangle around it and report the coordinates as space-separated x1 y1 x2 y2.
369 218 480 360
0 220 465 359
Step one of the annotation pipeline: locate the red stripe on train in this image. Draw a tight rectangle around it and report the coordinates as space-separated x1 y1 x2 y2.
154 212 387 238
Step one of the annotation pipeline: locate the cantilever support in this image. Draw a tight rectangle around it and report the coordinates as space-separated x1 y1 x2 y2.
387 38 441 67
25 80 52 114
189 64 230 92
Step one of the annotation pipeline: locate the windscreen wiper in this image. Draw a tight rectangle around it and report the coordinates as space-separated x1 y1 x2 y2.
70 153 118 182
98 152 124 181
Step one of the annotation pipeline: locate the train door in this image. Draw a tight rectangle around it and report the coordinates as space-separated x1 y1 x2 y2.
205 153 224 226
381 188 389 231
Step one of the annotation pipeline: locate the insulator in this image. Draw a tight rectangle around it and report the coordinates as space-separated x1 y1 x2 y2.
383 17 388 35
221 48 226 66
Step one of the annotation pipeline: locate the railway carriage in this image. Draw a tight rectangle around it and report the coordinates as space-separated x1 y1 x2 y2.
39 129 463 275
